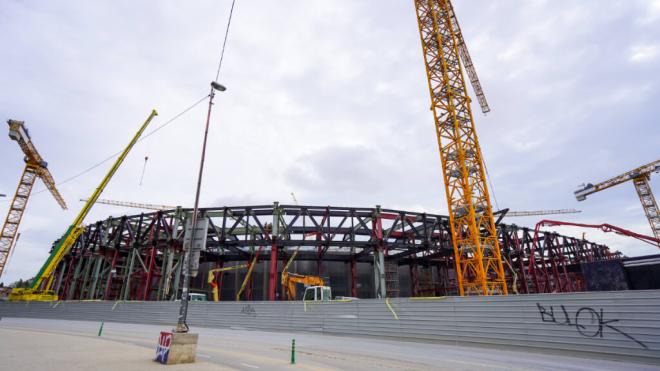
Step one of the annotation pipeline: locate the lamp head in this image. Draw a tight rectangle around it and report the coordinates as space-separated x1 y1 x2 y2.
211 81 227 91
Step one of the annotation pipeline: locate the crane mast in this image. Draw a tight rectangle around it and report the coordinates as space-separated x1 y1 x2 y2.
413 0 506 295
0 120 67 279
575 159 660 240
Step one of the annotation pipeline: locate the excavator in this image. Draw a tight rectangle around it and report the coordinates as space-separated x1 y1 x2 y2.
281 270 331 301
279 242 331 301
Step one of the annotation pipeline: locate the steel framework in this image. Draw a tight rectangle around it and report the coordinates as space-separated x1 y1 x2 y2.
44 204 619 301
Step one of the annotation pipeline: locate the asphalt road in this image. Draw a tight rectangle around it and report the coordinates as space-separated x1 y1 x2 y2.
0 318 656 370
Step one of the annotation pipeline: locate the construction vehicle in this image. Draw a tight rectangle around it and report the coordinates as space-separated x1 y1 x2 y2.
10 110 158 301
575 160 660 240
0 120 67 279
414 0 506 295
535 219 660 249
281 270 331 301
280 240 331 301
279 220 322 300
207 263 248 301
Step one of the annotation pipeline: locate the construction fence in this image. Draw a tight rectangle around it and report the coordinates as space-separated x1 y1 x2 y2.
1 290 659 363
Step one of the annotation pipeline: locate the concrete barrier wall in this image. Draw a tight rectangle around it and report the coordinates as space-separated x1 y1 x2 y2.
1 290 659 362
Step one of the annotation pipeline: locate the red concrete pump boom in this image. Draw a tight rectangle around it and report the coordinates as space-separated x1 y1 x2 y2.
534 219 660 248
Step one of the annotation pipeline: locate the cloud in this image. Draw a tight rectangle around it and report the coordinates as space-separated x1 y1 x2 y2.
1 0 659 284
286 144 385 194
630 44 660 63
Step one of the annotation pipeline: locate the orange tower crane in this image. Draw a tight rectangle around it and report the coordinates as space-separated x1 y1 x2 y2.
0 120 67 279
413 0 506 295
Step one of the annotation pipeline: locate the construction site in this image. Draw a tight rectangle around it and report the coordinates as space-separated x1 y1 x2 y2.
1 0 659 369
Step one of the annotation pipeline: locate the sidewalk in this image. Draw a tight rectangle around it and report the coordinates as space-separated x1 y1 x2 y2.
0 327 227 371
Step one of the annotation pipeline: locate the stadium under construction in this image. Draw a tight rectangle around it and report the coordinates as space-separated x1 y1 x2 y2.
44 203 660 302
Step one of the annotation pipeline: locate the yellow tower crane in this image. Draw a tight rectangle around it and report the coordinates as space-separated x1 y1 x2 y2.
0 120 67 279
575 159 660 240
413 0 506 295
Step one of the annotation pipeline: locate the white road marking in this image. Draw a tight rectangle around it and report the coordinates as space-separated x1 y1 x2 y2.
197 353 211 358
240 362 259 369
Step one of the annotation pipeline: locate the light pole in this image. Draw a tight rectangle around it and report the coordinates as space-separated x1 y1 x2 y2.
175 81 226 333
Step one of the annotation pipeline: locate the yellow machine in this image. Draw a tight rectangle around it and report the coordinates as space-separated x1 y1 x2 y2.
0 120 67 280
10 110 158 301
207 263 248 301
281 271 329 301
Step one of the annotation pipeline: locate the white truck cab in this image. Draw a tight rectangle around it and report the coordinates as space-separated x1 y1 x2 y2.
303 286 332 301
188 293 207 301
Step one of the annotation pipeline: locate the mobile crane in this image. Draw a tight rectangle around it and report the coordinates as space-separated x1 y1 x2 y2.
207 263 248 301
9 110 158 301
0 120 67 279
575 160 660 240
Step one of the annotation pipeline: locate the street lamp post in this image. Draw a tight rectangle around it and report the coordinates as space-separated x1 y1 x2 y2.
175 81 226 333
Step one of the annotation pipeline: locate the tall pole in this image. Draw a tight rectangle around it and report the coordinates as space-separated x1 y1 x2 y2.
175 82 225 333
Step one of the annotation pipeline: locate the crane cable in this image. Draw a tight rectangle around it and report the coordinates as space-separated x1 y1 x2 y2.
482 156 501 212
32 94 209 195
215 0 237 82
36 0 239 196
139 156 149 186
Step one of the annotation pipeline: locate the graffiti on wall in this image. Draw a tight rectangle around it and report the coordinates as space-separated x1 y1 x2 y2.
241 304 257 317
536 303 647 349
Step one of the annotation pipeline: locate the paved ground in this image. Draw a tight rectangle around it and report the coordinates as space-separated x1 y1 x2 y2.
0 318 656 370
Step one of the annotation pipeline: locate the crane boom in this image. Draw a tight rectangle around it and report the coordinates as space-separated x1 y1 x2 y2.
80 198 175 211
575 159 660 240
535 219 660 248
207 263 249 301
499 208 581 217
0 120 67 279
575 160 660 200
26 110 158 293
414 0 506 295
446 0 490 114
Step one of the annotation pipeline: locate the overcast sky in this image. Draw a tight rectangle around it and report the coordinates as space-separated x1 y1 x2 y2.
1 0 659 285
